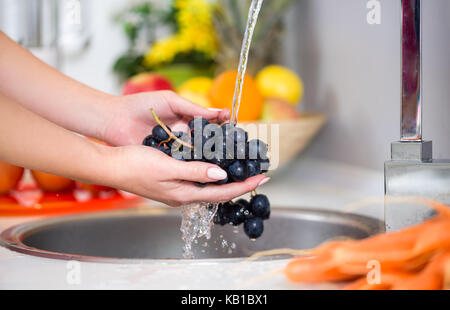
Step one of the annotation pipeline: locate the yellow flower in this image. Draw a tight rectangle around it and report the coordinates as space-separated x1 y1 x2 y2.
143 36 179 67
144 0 218 67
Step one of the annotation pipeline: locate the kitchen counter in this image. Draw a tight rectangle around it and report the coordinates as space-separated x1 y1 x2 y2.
0 157 384 289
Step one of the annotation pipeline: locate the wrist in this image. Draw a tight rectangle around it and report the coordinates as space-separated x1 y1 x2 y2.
75 140 120 189
91 94 122 143
93 144 127 190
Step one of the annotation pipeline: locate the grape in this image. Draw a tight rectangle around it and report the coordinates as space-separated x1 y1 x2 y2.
250 194 270 219
190 118 210 133
222 123 248 143
229 205 246 226
152 125 170 142
246 160 261 177
172 131 184 139
214 202 233 225
235 199 251 216
244 216 264 239
248 139 268 160
227 161 248 182
222 137 235 160
142 135 158 147
235 141 248 160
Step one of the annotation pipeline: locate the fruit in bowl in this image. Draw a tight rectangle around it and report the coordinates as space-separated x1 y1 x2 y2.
0 161 24 195
122 72 174 95
178 77 213 108
256 65 304 105
208 70 264 121
31 170 75 192
261 98 301 122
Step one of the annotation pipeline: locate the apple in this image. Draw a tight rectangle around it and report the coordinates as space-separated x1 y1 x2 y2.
31 170 75 192
122 73 174 95
0 161 24 195
261 98 301 121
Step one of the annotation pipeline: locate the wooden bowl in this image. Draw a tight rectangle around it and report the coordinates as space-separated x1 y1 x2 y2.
240 113 326 171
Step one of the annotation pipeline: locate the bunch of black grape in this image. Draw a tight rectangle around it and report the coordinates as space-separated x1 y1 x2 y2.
142 116 271 239
214 194 270 239
142 117 270 184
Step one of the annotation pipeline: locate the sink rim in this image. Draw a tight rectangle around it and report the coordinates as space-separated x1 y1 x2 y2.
0 207 384 264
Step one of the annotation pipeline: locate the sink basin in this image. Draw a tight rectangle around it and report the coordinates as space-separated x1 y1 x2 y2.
0 207 383 262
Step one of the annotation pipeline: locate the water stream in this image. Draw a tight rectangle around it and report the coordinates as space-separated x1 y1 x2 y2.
230 0 264 124
180 202 218 258
180 0 264 259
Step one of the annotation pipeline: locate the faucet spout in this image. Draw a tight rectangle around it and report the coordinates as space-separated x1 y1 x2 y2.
401 0 422 141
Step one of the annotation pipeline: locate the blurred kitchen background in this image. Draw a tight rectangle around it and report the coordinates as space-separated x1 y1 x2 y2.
1 0 449 171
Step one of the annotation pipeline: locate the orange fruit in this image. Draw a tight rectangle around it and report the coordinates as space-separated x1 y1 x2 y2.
31 170 75 192
208 71 264 121
0 161 24 195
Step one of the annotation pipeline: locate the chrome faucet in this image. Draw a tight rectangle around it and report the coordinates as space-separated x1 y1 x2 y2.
384 0 450 231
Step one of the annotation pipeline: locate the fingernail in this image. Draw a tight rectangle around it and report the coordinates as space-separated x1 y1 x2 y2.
258 177 271 187
207 167 228 180
208 108 222 112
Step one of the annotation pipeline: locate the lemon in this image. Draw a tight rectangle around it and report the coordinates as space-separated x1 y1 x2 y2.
177 77 214 108
256 65 304 105
178 77 214 95
178 90 212 108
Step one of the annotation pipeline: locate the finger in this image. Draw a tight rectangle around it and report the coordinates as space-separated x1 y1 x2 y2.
189 174 268 203
170 159 228 183
217 108 230 123
165 91 224 120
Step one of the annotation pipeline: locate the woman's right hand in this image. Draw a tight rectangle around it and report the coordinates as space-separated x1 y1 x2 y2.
107 145 269 207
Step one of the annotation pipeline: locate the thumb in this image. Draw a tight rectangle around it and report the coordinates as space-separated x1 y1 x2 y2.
168 91 229 121
170 159 228 183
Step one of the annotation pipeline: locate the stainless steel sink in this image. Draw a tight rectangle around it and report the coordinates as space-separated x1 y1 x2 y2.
0 207 383 262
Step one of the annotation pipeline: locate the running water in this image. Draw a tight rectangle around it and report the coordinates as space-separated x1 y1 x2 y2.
180 202 219 258
180 0 264 259
230 0 264 124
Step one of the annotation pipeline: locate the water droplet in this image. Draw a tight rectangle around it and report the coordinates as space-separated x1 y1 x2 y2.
180 202 218 258
221 239 228 248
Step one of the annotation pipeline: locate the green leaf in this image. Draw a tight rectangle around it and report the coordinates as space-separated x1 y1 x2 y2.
123 23 138 42
113 54 145 79
131 2 152 16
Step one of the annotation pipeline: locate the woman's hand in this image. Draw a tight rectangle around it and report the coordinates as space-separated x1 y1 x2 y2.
98 92 270 206
101 91 229 146
108 145 268 207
